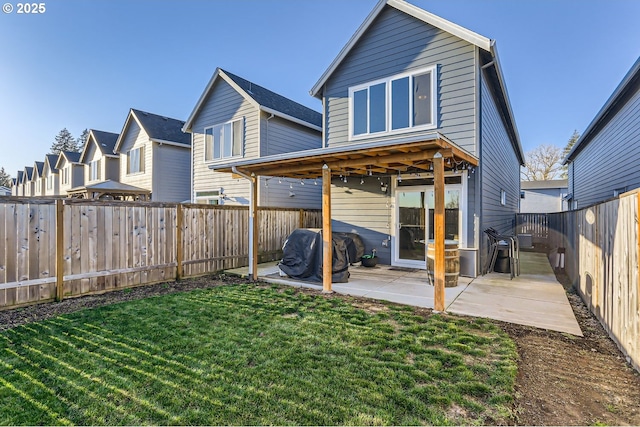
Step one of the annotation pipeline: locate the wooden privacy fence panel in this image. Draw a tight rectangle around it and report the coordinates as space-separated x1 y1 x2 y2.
0 200 57 307
0 198 322 310
547 192 639 372
516 213 549 243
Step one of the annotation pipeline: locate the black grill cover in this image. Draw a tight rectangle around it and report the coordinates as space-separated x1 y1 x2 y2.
334 232 365 264
279 229 350 283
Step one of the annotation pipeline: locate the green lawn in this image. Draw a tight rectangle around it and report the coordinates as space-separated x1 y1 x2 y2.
0 283 518 425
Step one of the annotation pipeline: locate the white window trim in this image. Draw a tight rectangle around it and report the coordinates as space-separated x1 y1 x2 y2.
195 189 223 205
90 159 100 181
348 65 438 141
203 117 245 164
500 189 507 206
127 146 144 176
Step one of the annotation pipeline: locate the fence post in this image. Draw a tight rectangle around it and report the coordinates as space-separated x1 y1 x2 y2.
176 204 183 281
299 209 304 228
55 199 64 302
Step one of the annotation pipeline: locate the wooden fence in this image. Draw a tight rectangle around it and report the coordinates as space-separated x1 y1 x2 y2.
0 198 321 310
516 212 549 245
546 192 639 372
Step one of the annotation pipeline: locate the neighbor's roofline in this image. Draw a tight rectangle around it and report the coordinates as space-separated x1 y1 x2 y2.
563 56 640 164
309 0 492 98
183 68 321 133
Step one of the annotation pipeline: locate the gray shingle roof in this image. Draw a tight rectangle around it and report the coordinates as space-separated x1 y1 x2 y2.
63 151 81 163
92 130 120 154
24 166 33 181
131 109 190 146
45 154 59 173
16 171 23 182
521 179 568 190
34 161 44 176
222 69 322 128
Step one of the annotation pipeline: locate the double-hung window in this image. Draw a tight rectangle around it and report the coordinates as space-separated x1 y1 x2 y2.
127 147 144 174
349 65 437 139
62 167 69 185
204 118 244 162
90 160 100 181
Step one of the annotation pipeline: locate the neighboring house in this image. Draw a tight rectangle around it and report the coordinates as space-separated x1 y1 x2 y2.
183 68 322 208
21 166 34 197
520 179 568 213
211 0 524 278
113 108 191 202
79 129 120 185
31 161 45 197
55 151 84 196
564 56 640 208
0 185 10 196
13 171 24 196
42 154 60 196
9 178 17 196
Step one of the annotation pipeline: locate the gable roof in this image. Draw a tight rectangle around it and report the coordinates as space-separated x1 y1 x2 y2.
309 0 523 164
521 179 568 190
114 108 190 153
79 129 120 163
44 154 59 174
33 161 44 179
183 68 322 133
23 166 33 182
54 150 82 170
16 170 23 183
564 56 640 164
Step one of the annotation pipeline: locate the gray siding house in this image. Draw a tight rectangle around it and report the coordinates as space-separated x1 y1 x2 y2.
183 68 322 208
211 0 523 279
520 179 568 213
311 0 523 276
0 185 10 196
42 154 60 196
55 151 84 195
564 56 640 208
79 130 120 186
113 109 191 202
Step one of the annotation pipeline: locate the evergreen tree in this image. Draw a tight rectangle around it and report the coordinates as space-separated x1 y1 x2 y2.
49 128 79 155
0 167 11 187
77 128 90 150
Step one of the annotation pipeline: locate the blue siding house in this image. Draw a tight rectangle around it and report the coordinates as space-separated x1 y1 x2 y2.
211 0 523 283
564 56 640 208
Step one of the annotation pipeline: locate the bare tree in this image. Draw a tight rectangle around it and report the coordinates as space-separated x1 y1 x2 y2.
521 144 564 181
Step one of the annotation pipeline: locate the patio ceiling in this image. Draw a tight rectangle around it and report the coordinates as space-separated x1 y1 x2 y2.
210 132 478 179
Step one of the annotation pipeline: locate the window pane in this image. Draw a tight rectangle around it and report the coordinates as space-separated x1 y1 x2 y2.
445 189 460 240
223 122 233 158
205 128 213 160
413 72 432 126
213 125 221 159
369 82 386 133
391 77 409 130
233 120 243 156
353 89 368 135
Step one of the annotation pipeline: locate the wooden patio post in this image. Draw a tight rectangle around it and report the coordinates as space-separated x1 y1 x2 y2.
322 164 333 293
433 153 446 312
249 174 259 281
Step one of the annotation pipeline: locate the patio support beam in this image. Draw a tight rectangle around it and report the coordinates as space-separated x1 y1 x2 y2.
322 164 333 293
433 153 446 312
233 167 259 281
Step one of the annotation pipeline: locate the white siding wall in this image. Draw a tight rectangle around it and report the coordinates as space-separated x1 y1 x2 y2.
153 143 191 202
105 157 120 181
119 120 153 193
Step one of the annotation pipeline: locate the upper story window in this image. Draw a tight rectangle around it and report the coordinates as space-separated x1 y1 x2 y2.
349 65 437 140
127 146 144 175
204 118 244 162
62 167 69 185
90 160 100 181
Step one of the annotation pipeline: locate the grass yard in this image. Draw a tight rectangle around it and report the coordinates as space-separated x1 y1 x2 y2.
0 284 518 425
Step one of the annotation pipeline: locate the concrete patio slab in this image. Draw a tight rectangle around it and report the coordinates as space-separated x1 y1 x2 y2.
225 252 582 336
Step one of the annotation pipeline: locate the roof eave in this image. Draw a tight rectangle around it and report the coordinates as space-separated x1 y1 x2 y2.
259 106 322 132
564 56 640 164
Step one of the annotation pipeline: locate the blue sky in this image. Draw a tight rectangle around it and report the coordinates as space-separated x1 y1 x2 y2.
1 0 639 178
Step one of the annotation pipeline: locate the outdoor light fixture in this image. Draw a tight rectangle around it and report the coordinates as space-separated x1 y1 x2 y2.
397 171 402 183
360 177 365 185
300 179 305 186
380 182 388 193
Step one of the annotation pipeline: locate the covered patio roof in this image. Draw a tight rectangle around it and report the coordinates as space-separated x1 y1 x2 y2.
210 132 479 312
67 180 151 201
210 132 478 179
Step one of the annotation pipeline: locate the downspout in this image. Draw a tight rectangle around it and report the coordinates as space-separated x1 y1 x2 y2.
232 166 257 279
265 113 274 206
